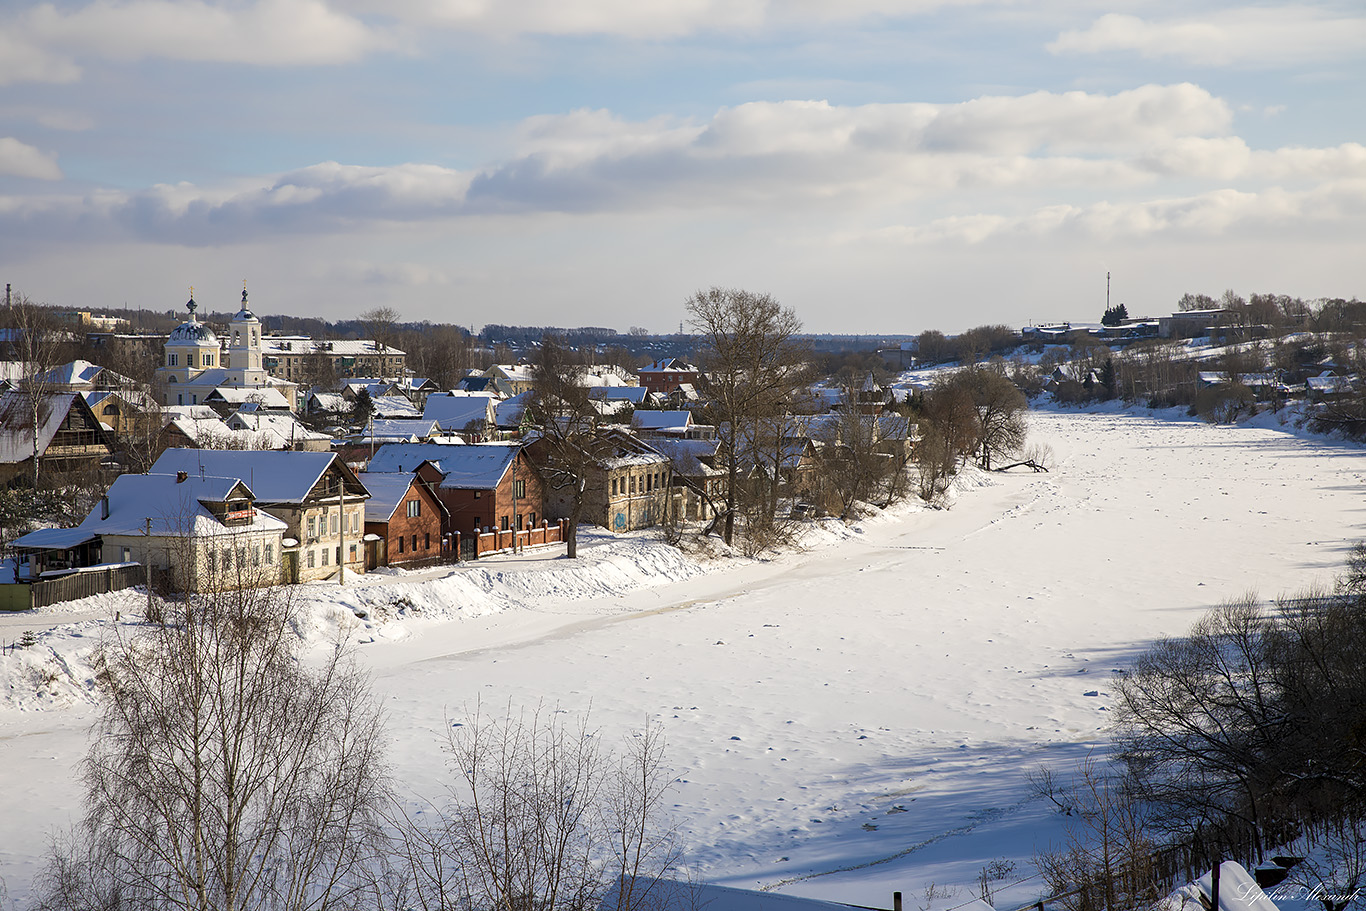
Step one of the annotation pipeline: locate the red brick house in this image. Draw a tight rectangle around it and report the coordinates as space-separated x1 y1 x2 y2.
364 442 545 540
636 358 702 397
359 470 447 567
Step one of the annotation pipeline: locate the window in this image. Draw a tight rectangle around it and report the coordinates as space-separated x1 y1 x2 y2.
265 544 274 564
203 353 213 366
330 514 339 535
307 550 315 568
349 544 357 561
407 499 420 518
515 479 525 499
629 476 636 493
474 491 481 499
169 353 178 366
411 534 417 552
500 516 509 531
307 517 316 539
611 478 618 496
424 533 430 550
122 547 131 562
336 546 342 564
529 512 536 527
222 549 232 571
252 544 260 567
352 512 360 532
646 474 652 492
473 517 481 530
322 547 329 565
397 535 404 553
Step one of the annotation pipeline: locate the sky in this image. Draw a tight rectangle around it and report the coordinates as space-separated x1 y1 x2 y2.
1 0 1363 334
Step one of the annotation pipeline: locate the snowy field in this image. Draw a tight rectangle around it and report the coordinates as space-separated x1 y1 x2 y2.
2 402 1364 909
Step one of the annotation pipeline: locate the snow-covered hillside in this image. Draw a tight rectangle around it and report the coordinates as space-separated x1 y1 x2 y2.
3 404 1364 910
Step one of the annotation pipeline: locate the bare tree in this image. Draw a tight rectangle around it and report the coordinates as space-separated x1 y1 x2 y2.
359 306 402 364
814 381 897 518
2 293 74 488
686 287 809 546
527 334 600 558
395 704 682 911
1034 754 1159 911
35 577 391 911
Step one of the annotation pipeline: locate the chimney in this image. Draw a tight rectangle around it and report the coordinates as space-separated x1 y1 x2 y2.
176 470 188 483
100 495 110 520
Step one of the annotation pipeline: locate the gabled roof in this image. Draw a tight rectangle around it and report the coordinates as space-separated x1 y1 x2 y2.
640 357 697 373
205 386 291 409
358 471 435 523
161 406 235 446
367 442 520 490
225 410 330 447
423 393 496 432
587 386 650 403
66 473 285 538
0 392 106 465
37 359 132 389
371 394 421 418
631 410 692 432
648 437 721 476
307 391 349 413
150 449 364 504
493 391 532 429
365 418 441 439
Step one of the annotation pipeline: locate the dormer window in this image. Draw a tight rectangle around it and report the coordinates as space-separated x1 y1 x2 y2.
203 353 213 366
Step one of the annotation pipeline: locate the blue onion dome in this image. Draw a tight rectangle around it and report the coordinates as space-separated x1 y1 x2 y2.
168 296 219 347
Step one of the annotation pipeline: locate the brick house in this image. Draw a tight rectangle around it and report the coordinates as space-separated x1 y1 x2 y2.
359 470 446 567
364 442 544 540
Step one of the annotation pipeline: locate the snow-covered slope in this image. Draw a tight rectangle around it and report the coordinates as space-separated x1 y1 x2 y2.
3 406 1364 909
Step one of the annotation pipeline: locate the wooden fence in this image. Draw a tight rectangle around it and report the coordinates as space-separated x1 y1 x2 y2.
1 564 145 612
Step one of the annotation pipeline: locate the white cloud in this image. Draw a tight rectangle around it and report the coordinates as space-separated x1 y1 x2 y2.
0 138 62 180
349 0 976 38
864 180 1366 246
0 88 1360 247
1 0 384 83
0 28 81 86
1049 8 1366 66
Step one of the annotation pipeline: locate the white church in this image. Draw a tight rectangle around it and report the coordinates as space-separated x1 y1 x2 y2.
154 289 298 411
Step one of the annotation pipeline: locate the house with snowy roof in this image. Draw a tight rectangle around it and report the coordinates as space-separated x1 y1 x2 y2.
150 449 369 584
10 470 287 592
224 404 332 451
365 441 543 540
530 427 674 533
637 358 702 396
422 392 498 438
484 364 537 396
0 391 114 485
358 470 447 566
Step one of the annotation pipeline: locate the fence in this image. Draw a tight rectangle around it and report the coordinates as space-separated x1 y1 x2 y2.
1 564 145 612
471 519 567 558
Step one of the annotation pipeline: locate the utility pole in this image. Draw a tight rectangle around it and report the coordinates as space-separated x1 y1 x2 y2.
1107 271 1111 312
144 518 153 619
338 472 346 585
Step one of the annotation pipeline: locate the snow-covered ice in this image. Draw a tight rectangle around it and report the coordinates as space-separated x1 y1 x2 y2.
2 403 1364 909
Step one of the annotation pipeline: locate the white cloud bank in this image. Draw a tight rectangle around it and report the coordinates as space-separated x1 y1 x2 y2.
0 0 384 85
1 86 1362 247
1050 7 1366 66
